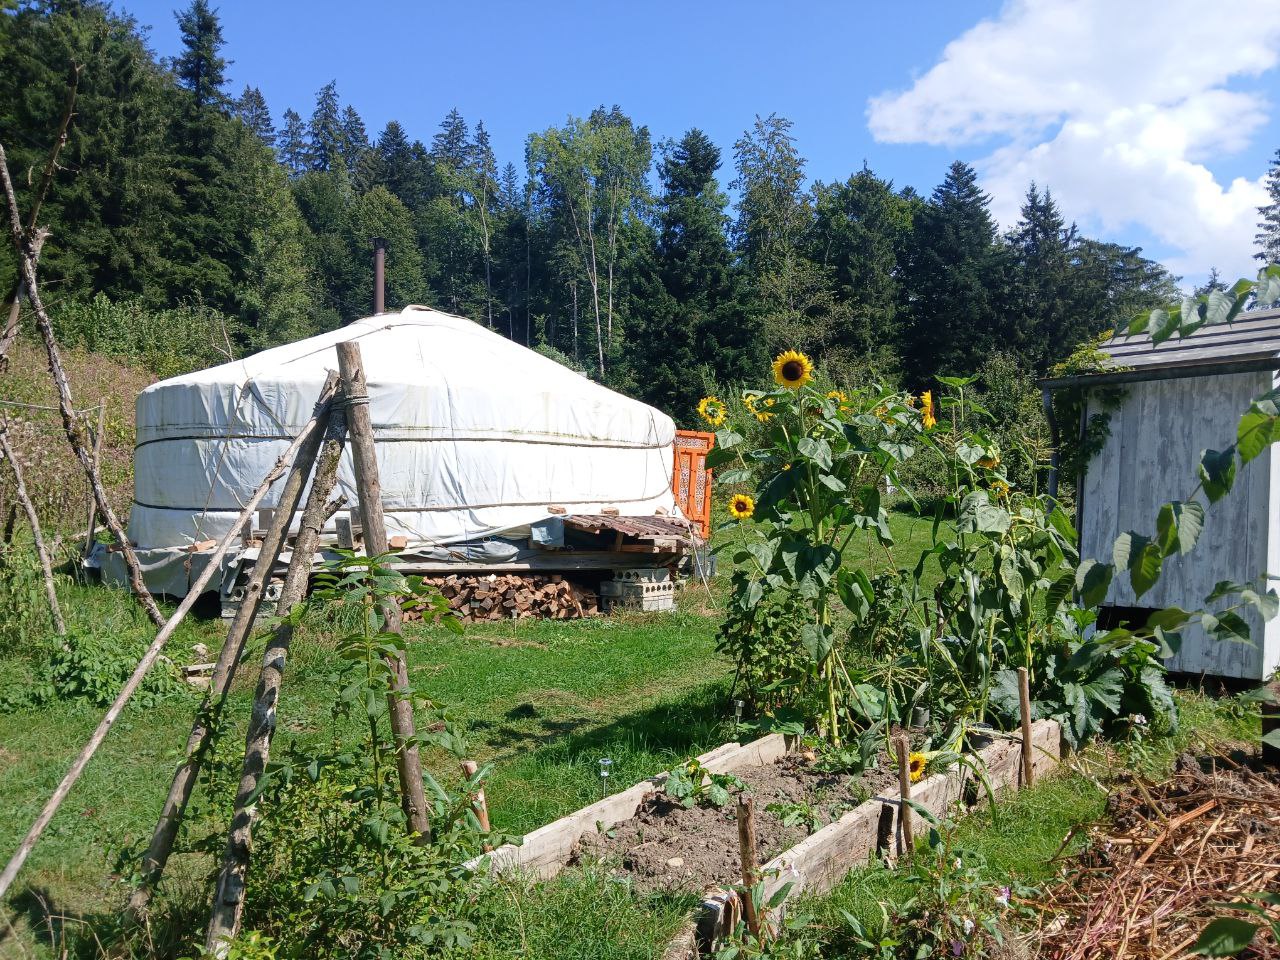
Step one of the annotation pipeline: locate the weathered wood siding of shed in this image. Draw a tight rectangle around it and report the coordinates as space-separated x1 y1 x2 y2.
1081 370 1279 680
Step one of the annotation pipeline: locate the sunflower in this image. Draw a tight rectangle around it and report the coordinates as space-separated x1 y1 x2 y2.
697 395 727 428
772 350 814 390
920 390 937 430
728 493 755 520
977 453 1001 470
908 751 928 783
755 411 774 423
992 479 1010 499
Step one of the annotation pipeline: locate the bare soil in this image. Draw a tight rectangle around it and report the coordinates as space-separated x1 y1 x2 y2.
571 752 900 895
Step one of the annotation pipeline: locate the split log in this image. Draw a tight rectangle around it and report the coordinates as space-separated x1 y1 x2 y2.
736 795 763 942
1018 666 1034 788
129 374 338 916
0 420 65 636
336 341 432 843
204 402 348 954
0 392 332 903
895 735 914 859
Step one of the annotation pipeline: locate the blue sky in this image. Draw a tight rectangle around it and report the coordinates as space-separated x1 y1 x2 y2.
121 0 1280 287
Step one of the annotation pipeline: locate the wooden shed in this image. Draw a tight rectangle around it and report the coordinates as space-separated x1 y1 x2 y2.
1041 308 1280 681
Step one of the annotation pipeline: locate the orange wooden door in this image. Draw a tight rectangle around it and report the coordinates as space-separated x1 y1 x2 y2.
673 430 715 539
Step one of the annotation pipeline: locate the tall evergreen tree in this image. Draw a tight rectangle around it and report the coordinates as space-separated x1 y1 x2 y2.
626 129 757 417
339 104 369 173
809 165 912 372
171 0 227 109
731 114 835 356
432 107 470 171
1006 183 1075 368
276 108 308 175
234 85 274 147
900 161 1006 383
307 80 344 171
1257 148 1280 264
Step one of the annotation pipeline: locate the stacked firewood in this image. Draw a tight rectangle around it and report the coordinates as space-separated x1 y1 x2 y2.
408 573 600 622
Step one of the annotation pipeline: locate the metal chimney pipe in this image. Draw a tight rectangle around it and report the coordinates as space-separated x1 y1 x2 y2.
373 237 386 315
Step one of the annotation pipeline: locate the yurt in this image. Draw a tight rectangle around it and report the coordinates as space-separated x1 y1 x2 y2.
100 307 694 611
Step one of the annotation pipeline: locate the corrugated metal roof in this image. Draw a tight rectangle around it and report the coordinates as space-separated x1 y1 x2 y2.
1040 307 1280 389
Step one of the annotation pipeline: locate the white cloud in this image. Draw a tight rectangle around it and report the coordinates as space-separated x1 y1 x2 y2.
867 0 1280 280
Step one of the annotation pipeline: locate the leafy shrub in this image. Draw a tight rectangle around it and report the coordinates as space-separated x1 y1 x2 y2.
54 293 243 379
0 625 189 711
235 551 495 958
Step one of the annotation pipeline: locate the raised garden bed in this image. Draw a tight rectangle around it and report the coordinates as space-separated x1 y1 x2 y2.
472 720 1062 957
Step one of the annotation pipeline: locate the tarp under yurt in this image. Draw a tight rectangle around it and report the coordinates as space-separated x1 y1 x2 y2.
124 306 679 576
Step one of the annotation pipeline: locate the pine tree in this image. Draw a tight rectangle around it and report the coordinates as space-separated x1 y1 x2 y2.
626 129 758 417
731 114 834 355
235 85 274 147
1006 183 1075 368
432 107 470 171
307 80 344 171
809 165 912 372
172 0 228 110
339 104 369 174
276 108 309 175
370 120 422 207
1196 267 1226 296
1256 148 1280 264
900 161 1006 383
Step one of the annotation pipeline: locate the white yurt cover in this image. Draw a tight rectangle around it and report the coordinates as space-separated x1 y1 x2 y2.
129 306 678 550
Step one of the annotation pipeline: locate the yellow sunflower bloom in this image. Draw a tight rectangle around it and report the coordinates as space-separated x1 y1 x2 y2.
908 751 928 783
772 350 814 390
765 397 776 407
977 453 1000 470
992 479 1010 499
728 493 755 520
755 411 774 423
697 396 727 428
920 390 937 430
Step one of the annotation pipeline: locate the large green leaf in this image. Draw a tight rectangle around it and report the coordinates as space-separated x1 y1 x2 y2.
1237 407 1280 464
799 623 833 663
796 436 833 471
837 567 874 620
958 491 1010 534
1202 610 1252 645
1199 448 1237 503
1191 916 1258 956
1149 307 1178 344
1155 500 1204 557
1113 532 1163 597
1203 289 1232 327
1241 587 1280 621
1075 559 1113 608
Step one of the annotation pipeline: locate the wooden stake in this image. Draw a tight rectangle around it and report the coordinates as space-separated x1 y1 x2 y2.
0 398 330 903
736 795 763 942
130 376 338 916
336 341 432 843
82 401 105 560
1018 666 1035 788
895 735 914 859
0 420 65 636
203 404 348 954
461 760 492 842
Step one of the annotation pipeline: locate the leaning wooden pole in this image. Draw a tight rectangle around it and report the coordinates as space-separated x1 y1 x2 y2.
336 341 432 841
895 735 914 860
129 375 338 916
204 404 348 953
0 139 164 627
0 420 65 636
0 402 330 903
1017 667 1034 788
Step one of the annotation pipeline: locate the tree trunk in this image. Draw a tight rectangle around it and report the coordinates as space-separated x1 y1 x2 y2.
204 406 348 955
335 342 432 842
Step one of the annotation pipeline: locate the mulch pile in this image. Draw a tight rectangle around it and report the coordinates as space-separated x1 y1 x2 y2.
1032 750 1280 959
